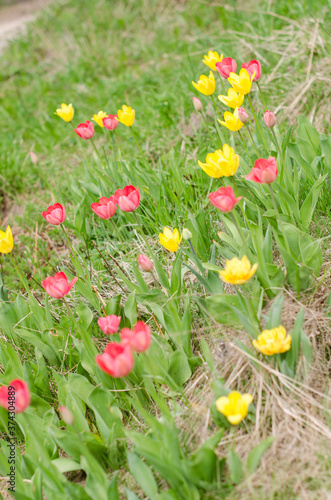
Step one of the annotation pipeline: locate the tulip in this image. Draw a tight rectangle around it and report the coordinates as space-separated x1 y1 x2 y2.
75 120 95 139
30 151 38 164
138 254 154 272
202 50 223 71
237 107 249 124
228 68 255 95
209 186 242 213
121 321 151 353
98 315 121 335
253 326 291 355
0 379 30 413
218 88 244 109
96 341 134 377
246 157 278 184
59 406 74 425
242 59 262 82
263 110 276 129
42 272 78 299
192 97 203 112
182 228 193 240
117 105 135 127
216 391 253 425
102 114 119 131
198 144 239 178
92 111 107 127
192 72 215 96
0 226 14 254
218 108 244 132
159 228 182 253
91 196 117 220
219 255 258 285
54 103 74 122
42 203 66 225
114 185 140 212
215 57 237 79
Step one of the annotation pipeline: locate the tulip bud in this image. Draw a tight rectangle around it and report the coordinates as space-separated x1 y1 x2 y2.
30 151 39 164
192 97 203 113
237 107 249 124
263 110 276 129
182 228 193 240
59 406 74 426
138 254 154 272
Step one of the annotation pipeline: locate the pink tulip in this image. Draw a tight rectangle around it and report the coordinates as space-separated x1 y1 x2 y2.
138 254 154 272
114 185 140 212
102 114 119 131
192 97 203 112
30 151 39 164
241 60 262 82
246 157 278 184
264 110 276 128
237 107 249 124
74 120 95 140
42 203 66 225
42 272 78 299
120 321 151 353
59 406 74 425
209 186 242 213
216 58 237 79
91 196 117 220
0 379 30 413
98 315 121 335
96 342 134 377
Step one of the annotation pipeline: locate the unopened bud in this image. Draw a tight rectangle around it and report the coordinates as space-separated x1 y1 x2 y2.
237 107 249 124
263 110 276 128
30 151 39 164
182 228 193 240
192 97 203 113
59 406 74 426
138 254 154 272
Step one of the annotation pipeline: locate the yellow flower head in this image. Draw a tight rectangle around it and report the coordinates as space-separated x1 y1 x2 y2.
54 103 74 122
219 255 258 285
0 226 14 254
218 108 244 132
192 72 215 96
218 88 244 109
159 227 182 253
253 326 291 356
202 50 223 71
216 391 253 425
117 105 135 127
92 111 107 127
228 68 255 95
198 144 239 178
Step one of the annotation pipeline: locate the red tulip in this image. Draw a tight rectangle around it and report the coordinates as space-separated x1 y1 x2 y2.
237 107 249 124
74 120 95 140
209 186 242 213
192 97 203 112
96 342 134 377
114 185 140 212
120 321 151 353
0 379 30 413
102 114 119 131
42 272 78 299
264 110 276 128
91 196 117 220
241 60 262 82
42 203 66 225
98 315 121 335
246 157 278 184
216 58 237 79
138 254 154 272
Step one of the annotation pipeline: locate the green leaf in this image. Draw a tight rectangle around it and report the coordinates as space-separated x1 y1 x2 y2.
124 292 138 326
127 452 158 499
168 349 191 387
246 436 274 475
299 174 327 229
52 458 81 473
227 449 243 484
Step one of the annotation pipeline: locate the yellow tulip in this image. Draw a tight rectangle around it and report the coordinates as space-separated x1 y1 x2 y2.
202 50 223 71
218 108 244 132
219 255 258 285
0 226 14 254
228 68 255 95
198 144 239 178
253 326 291 355
92 111 107 128
54 103 74 122
218 88 244 109
117 105 135 127
159 228 182 253
216 391 253 425
192 72 215 96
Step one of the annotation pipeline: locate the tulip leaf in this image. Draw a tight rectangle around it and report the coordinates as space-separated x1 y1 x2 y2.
127 452 158 498
246 436 274 475
227 449 243 484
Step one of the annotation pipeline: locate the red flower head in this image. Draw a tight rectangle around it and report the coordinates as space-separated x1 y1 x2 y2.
42 272 78 299
74 120 95 140
241 60 262 82
246 157 278 184
120 321 151 353
91 196 117 220
98 315 121 335
42 203 66 225
102 114 119 131
114 185 140 212
96 342 134 377
216 58 237 79
209 186 242 213
0 379 30 413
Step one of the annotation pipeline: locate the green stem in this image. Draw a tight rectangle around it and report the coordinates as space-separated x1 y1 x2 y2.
201 111 215 144
110 130 119 173
246 94 269 153
10 254 29 294
133 212 153 258
217 72 227 95
231 176 239 197
239 285 261 332
62 297 75 370
90 137 103 162
211 94 221 120
61 225 78 260
271 128 292 186
109 219 132 262
244 124 260 157
230 211 248 253
131 128 145 158
256 82 267 111
268 185 291 255
238 129 253 165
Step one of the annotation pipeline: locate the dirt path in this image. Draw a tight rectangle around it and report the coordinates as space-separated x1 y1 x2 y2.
0 0 53 53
